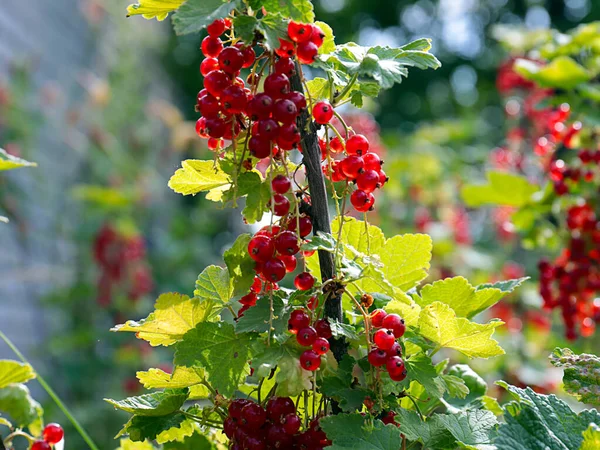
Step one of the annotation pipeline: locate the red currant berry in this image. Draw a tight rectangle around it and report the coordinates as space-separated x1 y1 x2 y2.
276 38 297 58
294 272 315 290
314 318 332 339
373 329 396 350
282 413 302 435
277 123 301 149
43 423 64 444
288 309 310 332
272 174 292 194
363 152 382 171
307 295 319 310
221 85 247 114
340 155 364 179
235 43 256 68
312 337 330 355
200 57 219 76
197 94 221 118
381 411 399 426
205 117 227 138
201 36 223 58
267 397 296 423
367 348 388 367
273 99 298 124
31 441 50 450
288 21 313 43
240 292 258 306
386 342 402 358
207 18 227 36
245 437 266 450
229 399 252 420
287 215 312 237
330 136 344 153
275 230 300 255
262 258 286 282
271 193 290 216
203 70 231 98
247 93 274 120
300 350 321 371
313 101 334 124
275 57 297 77
207 137 222 151
223 417 236 438
378 169 389 187
382 313 406 338
297 326 318 346
346 134 369 155
280 254 297 272
249 135 272 159
218 46 244 74
350 189 375 212
286 91 307 112
386 356 407 381
264 73 291 100
356 169 380 193
258 119 280 140
241 402 267 429
297 41 319 64
248 235 275 262
195 117 209 138
267 425 293 448
310 24 326 47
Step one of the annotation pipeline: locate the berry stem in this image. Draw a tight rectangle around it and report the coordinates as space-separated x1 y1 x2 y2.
332 73 358 108
0 330 100 450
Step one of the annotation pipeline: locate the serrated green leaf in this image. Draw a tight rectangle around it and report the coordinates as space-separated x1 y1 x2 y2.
419 302 505 358
350 90 363 107
233 15 258 43
121 413 187 442
116 438 155 450
447 364 487 405
436 410 498 447
241 173 271 224
105 389 188 416
316 21 335 54
257 13 289 51
172 0 239 35
156 416 195 444
404 352 446 399
275 354 312 397
395 408 455 448
260 0 314 22
320 356 368 412
162 431 216 449
306 77 331 101
442 374 470 399
0 148 37 171
0 384 42 428
174 322 252 397
329 321 359 341
386 297 422 328
303 231 337 252
462 172 537 208
481 395 503 416
333 216 386 254
136 367 208 399
320 413 403 450
168 160 231 196
126 0 184 20
515 56 591 89
112 292 214 346
550 348 600 405
495 382 600 450
581 423 600 450
193 265 231 318
224 234 255 297
235 294 291 341
0 360 35 388
400 38 433 51
378 233 432 291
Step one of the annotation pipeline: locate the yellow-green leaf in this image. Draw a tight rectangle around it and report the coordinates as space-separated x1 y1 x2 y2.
515 56 591 89
418 302 505 358
462 171 538 208
168 160 231 196
116 438 155 450
0 149 36 171
306 77 331 102
316 21 335 54
136 367 208 399
72 185 132 208
379 233 432 291
112 292 215 346
156 417 195 444
581 423 600 450
0 360 35 389
386 296 422 328
126 0 185 21
333 216 386 255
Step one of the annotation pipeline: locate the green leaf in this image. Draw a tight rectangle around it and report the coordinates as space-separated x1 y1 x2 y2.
275 354 312 397
238 172 271 224
481 395 503 416
0 148 36 171
418 302 505 358
333 216 386 254
0 384 42 427
72 185 132 208
224 234 255 297
172 0 239 35
436 410 498 447
417 276 527 319
515 56 591 89
303 232 337 252
112 292 215 346
321 356 368 412
235 294 292 341
0 360 35 388
233 15 258 43
193 265 232 317
174 322 252 397
126 0 185 20
316 21 335 54
550 348 600 405
320 413 403 450
105 389 189 416
441 375 470 400
306 77 331 101
136 367 208 399
163 431 216 449
260 0 314 22
462 172 538 207
581 423 600 450
378 233 432 291
404 352 446 399
116 438 155 450
257 13 289 51
350 90 364 107
156 416 195 444
400 38 433 51
385 297 422 328
168 160 231 196
329 321 360 341
447 364 487 405
121 413 187 442
495 381 600 450
395 409 455 448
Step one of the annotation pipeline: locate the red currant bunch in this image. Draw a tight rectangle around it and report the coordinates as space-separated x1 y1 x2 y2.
287 308 332 371
367 309 407 382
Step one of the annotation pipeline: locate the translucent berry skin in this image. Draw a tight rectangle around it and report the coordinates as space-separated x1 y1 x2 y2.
300 350 321 371
356 169 380 193
297 41 319 64
286 91 307 112
346 134 370 155
223 417 236 438
294 272 315 290
264 73 291 100
386 356 407 380
42 423 64 444
203 70 231 98
195 117 209 138
340 155 364 179
267 396 296 423
310 24 325 47
368 348 388 367
296 326 318 346
218 46 244 74
248 135 272 159
221 85 247 115
200 57 219 76
272 194 291 216
31 441 51 450
258 119 280 140
288 21 314 43
241 402 267 429
272 175 292 194
248 235 275 262
312 337 330 355
229 398 252 420
330 136 344 153
275 231 300 255
276 39 296 58
382 313 406 338
280 254 297 272
289 309 311 332
287 215 313 237
313 101 334 124
351 189 375 212
275 57 297 77
262 258 286 282
273 99 298 124
207 18 227 36
240 292 258 306
314 318 332 339
201 36 223 58
363 152 382 171
247 93 273 120
205 117 227 139
386 342 402 358
373 328 396 350
282 413 302 435
238 45 256 68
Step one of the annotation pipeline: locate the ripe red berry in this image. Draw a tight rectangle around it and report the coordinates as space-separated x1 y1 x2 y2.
297 41 319 64
264 73 291 100
350 189 375 212
314 318 332 339
245 436 266 450
201 36 223 57
203 70 231 98
204 117 227 138
276 38 296 58
267 397 296 423
373 328 396 350
313 101 334 124
363 152 382 171
378 169 388 187
294 272 315 290
277 123 301 149
368 348 388 367
258 119 280 140
310 24 325 47
268 425 293 448
289 309 311 332
330 136 344 153
356 169 380 193
195 117 209 138
229 398 252 420
43 423 64 444
271 193 290 216
241 402 267 429
386 342 402 358
197 94 221 118
275 231 300 255
223 417 236 438
272 175 292 194
275 57 297 77
240 292 258 306
280 254 297 272
296 326 317 346
282 413 302 435
207 18 227 36
286 91 307 112
386 356 407 381
288 21 313 43
236 44 256 68
340 155 364 179
221 85 247 114
248 235 275 262
247 93 274 120
273 99 298 124
262 258 286 282
382 313 406 338
31 441 50 450
312 337 330 355
300 350 321 371
346 134 370 155
218 46 244 74
200 57 219 76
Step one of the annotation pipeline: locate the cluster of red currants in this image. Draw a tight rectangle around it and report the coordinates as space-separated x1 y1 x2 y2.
195 18 324 157
288 308 332 372
224 397 331 450
31 423 64 450
366 309 407 381
93 223 153 306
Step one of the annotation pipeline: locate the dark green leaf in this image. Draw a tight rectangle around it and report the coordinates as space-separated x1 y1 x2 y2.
233 15 258 44
0 384 42 427
447 364 487 405
235 293 292 341
550 348 600 406
436 410 498 447
329 321 360 341
105 389 189 416
395 409 455 449
163 431 216 449
320 413 403 450
224 233 255 297
257 13 289 51
404 352 446 399
320 356 368 412
350 91 363 107
123 412 186 442
172 0 240 35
